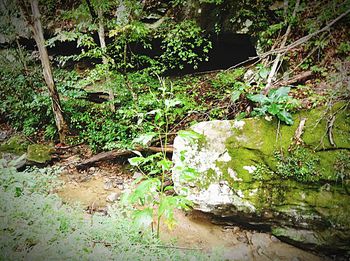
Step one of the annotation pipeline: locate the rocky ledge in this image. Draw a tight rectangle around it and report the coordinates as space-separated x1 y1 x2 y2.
172 102 350 255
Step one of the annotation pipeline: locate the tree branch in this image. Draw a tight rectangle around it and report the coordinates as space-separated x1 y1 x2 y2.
265 0 300 93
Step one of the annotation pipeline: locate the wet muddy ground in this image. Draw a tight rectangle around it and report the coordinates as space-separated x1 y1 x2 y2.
56 163 330 261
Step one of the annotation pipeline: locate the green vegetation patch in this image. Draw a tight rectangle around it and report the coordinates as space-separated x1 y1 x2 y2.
0 135 30 155
27 144 54 164
0 160 220 261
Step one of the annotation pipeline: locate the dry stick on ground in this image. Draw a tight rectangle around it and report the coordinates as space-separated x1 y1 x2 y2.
264 0 300 93
272 70 313 87
271 42 321 86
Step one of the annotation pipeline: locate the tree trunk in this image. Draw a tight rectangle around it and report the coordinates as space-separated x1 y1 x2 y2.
19 0 68 143
97 8 115 112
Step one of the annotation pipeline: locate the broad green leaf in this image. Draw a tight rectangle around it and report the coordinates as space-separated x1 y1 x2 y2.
128 178 160 204
277 110 294 125
269 87 290 102
259 67 270 79
247 94 270 104
128 157 145 166
164 99 181 108
132 132 157 146
132 208 153 229
230 90 241 103
267 103 280 115
158 197 177 229
157 159 173 171
178 130 202 142
164 186 174 191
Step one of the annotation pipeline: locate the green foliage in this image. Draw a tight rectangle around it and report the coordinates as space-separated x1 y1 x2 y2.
158 20 212 71
337 42 350 56
211 69 245 89
0 160 216 260
248 87 299 125
334 151 350 184
275 147 320 183
0 49 55 137
124 79 196 236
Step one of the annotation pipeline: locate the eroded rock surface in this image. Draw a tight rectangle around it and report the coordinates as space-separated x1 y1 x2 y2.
172 102 350 255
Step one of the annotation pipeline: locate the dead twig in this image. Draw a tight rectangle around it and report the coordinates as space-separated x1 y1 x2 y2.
293 117 307 145
327 115 336 147
265 0 300 93
271 70 313 88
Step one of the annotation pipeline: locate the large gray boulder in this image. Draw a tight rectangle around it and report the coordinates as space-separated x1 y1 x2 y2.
172 102 350 254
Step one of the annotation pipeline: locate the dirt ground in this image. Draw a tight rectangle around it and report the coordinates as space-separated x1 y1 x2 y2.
56 162 330 261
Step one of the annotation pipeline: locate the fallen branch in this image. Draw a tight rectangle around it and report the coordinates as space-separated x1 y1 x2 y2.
271 70 313 88
76 146 173 169
265 0 300 92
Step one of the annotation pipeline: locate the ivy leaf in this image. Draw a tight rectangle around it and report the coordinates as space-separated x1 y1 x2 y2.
132 208 153 229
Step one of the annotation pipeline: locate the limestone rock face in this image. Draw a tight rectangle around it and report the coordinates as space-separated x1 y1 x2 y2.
172 103 350 254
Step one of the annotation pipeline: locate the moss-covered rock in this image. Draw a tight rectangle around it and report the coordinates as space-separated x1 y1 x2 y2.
0 134 30 155
27 144 54 164
172 102 350 254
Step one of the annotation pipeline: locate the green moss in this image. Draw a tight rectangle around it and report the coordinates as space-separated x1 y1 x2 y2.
0 135 30 155
224 147 264 182
275 147 321 183
27 144 54 164
316 150 350 181
301 102 350 150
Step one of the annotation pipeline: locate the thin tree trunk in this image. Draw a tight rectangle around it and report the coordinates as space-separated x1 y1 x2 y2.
19 0 68 143
97 9 115 112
